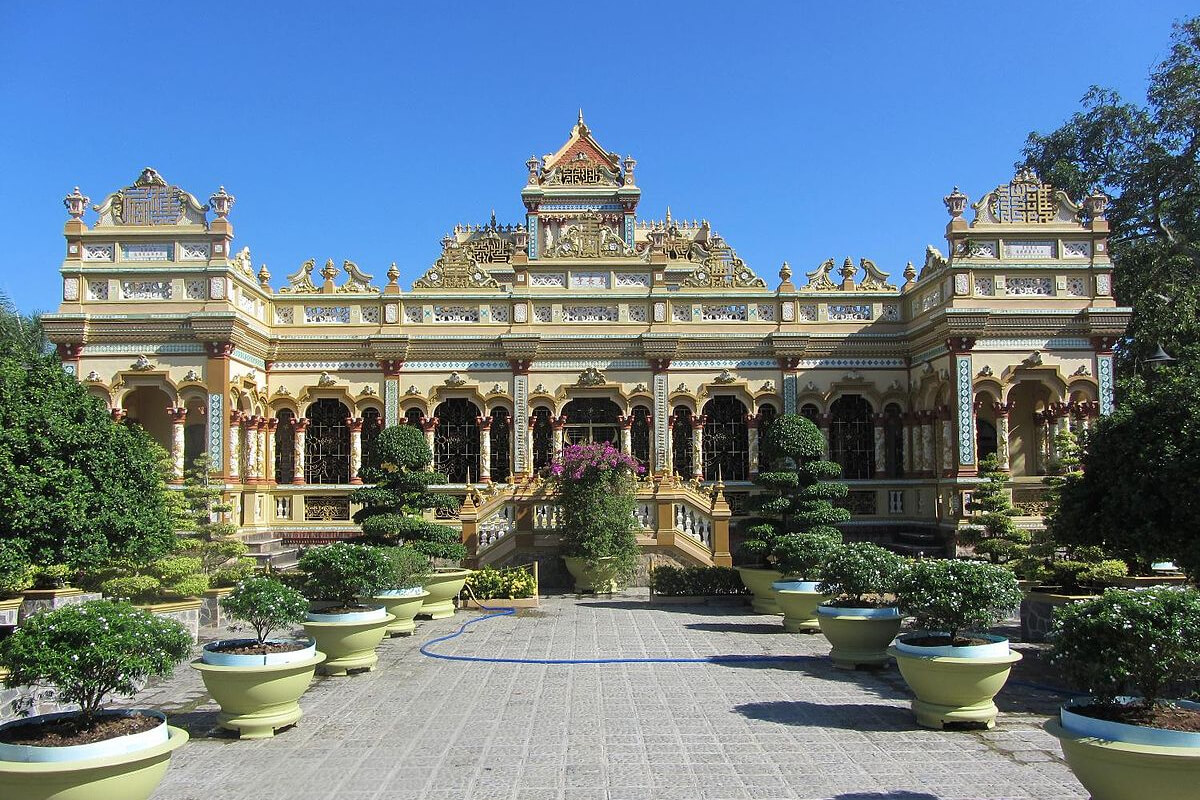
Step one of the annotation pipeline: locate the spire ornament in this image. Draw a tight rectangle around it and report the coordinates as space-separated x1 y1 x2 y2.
63 187 89 219
943 186 968 219
208 186 235 219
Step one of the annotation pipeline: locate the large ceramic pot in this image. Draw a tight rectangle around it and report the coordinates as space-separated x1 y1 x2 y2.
736 567 784 615
301 606 394 676
773 580 827 632
886 633 1022 729
816 605 903 668
419 568 473 619
370 589 430 636
0 709 188 800
1045 698 1200 800
563 557 619 593
191 638 326 739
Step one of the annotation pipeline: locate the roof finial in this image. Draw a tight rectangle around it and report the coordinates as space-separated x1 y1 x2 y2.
665 205 672 225
578 108 584 126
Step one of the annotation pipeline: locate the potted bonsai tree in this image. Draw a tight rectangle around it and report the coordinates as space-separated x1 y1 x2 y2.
190 577 322 739
298 542 395 675
741 414 848 616
816 541 905 668
772 532 841 632
351 424 470 620
887 558 1025 729
1045 585 1200 799
0 600 191 799
959 453 1030 566
547 441 642 593
368 546 432 637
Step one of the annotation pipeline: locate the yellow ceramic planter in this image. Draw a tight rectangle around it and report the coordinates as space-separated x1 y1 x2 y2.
301 613 395 675
773 582 827 632
371 590 430 636
816 607 902 668
0 725 187 800
736 567 784 615
191 652 326 738
1047 718 1200 800
419 569 472 619
563 557 619 593
888 642 1022 729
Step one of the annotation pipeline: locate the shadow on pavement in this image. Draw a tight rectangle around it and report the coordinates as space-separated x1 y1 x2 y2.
830 793 941 800
734 700 917 731
685 621 786 634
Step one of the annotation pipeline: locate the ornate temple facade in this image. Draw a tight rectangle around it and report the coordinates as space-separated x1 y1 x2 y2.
43 117 1129 573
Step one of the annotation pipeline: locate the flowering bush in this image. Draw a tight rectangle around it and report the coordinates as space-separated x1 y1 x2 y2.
1050 585 1200 708
220 577 309 644
817 541 904 607
465 565 537 599
0 600 192 725
895 559 1023 642
547 442 642 583
298 542 393 606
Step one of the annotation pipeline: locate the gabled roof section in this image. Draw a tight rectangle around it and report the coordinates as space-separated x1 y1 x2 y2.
542 110 621 173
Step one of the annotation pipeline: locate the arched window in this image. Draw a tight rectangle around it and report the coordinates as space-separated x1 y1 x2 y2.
433 399 480 483
531 406 553 470
800 403 821 424
757 403 777 473
830 394 875 480
702 396 749 481
562 398 620 444
977 419 998 461
183 398 206 470
490 408 511 483
404 407 425 427
671 406 693 477
305 399 350 484
361 408 383 470
274 409 295 484
884 403 905 478
630 405 651 469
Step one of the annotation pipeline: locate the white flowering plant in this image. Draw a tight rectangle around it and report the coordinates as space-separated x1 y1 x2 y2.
1050 585 1200 708
894 558 1023 642
220 577 309 644
817 541 904 607
0 599 192 726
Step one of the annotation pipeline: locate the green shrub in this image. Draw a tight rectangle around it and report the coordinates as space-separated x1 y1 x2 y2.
298 542 392 606
1050 586 1200 708
772 532 841 580
150 556 203 585
169 574 210 599
0 542 34 596
548 442 641 584
817 542 904 607
895 559 1023 641
0 599 192 725
211 558 257 588
1050 558 1128 592
383 546 431 590
220 577 309 644
465 566 537 599
100 575 163 604
960 454 1029 565
31 563 73 589
648 565 749 596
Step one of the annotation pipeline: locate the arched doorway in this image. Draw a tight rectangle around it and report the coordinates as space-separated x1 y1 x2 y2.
830 394 875 479
702 396 749 481
531 406 554 471
671 406 693 476
305 399 350 484
433 399 480 483
562 398 621 444
489 407 511 483
630 405 651 468
122 386 174 452
274 409 296 484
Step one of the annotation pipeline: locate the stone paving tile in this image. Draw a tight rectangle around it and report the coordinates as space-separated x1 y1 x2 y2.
117 594 1089 800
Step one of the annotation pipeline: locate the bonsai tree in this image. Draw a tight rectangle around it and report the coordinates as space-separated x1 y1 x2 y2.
0 599 192 727
350 425 466 561
959 454 1029 566
220 577 309 645
298 542 392 609
817 541 904 608
1051 586 1200 713
174 454 255 586
547 441 643 584
382 545 431 590
743 414 848 573
0 540 34 598
94 554 211 603
894 559 1023 645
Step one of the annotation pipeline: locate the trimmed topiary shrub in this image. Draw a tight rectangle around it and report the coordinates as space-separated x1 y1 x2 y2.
817 541 904 608
648 565 749 596
99 574 162 604
220 577 309 644
895 559 1023 643
960 453 1029 565
298 542 392 607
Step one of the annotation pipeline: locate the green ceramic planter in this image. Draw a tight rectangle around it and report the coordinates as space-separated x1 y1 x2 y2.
419 569 472 619
1047 717 1200 800
888 640 1022 729
736 567 784 615
301 612 395 675
774 585 827 632
371 590 430 636
0 725 187 800
191 652 326 738
563 556 619 593
816 606 902 668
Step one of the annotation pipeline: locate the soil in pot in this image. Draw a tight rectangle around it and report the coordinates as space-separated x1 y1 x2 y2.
1070 703 1200 733
902 634 996 648
205 641 308 656
0 713 160 748
314 604 375 615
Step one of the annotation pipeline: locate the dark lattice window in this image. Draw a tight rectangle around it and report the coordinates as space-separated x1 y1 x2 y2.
184 424 205 471
884 403 905 478
977 419 998 461
404 407 425 427
630 405 651 469
305 399 350 484
490 408 511 483
830 394 875 480
434 399 480 483
274 409 295 484
563 398 620 445
531 406 553 471
702 396 749 481
671 406 693 477
361 408 382 473
800 403 820 424
757 403 777 473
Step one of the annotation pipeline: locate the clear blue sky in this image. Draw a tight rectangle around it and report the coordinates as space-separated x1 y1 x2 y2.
1 2 1193 313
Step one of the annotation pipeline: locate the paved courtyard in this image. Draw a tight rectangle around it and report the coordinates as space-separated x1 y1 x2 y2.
125 595 1087 800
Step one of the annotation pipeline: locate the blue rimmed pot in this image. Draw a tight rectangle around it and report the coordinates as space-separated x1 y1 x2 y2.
735 567 784 615
772 579 827 633
301 605 394 676
1046 697 1200 800
0 709 188 800
816 605 903 668
190 638 325 739
886 632 1023 729
419 568 473 618
369 588 430 636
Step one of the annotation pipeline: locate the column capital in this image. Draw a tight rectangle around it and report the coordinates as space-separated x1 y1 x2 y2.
551 415 567 430
206 341 235 359
778 356 801 371
744 413 760 429
992 401 1013 417
510 359 533 375
56 343 83 361
617 415 634 430
650 358 671 374
229 409 243 426
167 407 188 424
945 336 976 354
1090 335 1118 354
476 415 493 432
421 418 439 433
293 418 310 432
690 414 708 430
347 417 364 433
872 412 886 425
266 417 279 432
379 359 404 376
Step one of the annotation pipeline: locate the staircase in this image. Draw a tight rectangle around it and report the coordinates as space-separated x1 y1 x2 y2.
243 531 300 571
886 529 945 558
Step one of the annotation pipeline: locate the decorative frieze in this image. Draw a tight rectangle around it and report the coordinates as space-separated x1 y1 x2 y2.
180 242 211 260
967 240 998 258
570 271 609 289
513 303 528 323
63 278 79 301
185 279 206 299
919 289 941 312
653 301 666 322
880 303 900 321
797 304 817 322
530 272 566 288
534 305 552 323
121 243 173 262
1005 277 1053 296
628 304 648 323
756 303 776 322
433 305 479 323
616 272 651 288
87 280 109 300
563 305 617 323
1062 240 1092 258
974 276 994 296
1065 277 1087 297
209 277 226 300
1003 240 1055 259
700 304 746 322
1095 274 1112 295
490 305 510 323
304 306 351 324
274 306 295 324
405 305 423 323
827 304 872 321
361 306 381 323
121 280 172 300
83 244 114 262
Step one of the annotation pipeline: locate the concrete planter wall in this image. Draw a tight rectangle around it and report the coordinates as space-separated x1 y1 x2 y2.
200 588 235 628
1019 591 1097 642
134 599 202 643
19 588 102 623
0 597 21 628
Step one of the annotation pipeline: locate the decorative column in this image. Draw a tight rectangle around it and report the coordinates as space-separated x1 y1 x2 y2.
525 415 537 475
292 418 308 485
947 337 977 475
939 406 954 477
992 403 1012 470
167 407 188 483
243 416 259 484
920 411 936 477
872 413 886 478
255 419 268 483
265 418 278 484
228 411 242 481
818 413 833 462
779 357 800 415
477 415 492 483
746 414 760 479
618 415 633 456
348 417 364 485
690 415 706 481
651 358 671 475
510 360 532 477
421 418 438 462
380 360 403 427
552 415 567 454
205 341 234 479
902 412 916 475
1092 336 1117 416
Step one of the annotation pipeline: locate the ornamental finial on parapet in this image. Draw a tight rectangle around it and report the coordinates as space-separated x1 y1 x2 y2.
1084 189 1109 221
64 187 89 219
257 263 271 289
623 155 637 186
209 186 235 219
526 155 541 185
779 261 793 283
387 262 400 287
943 186 968 219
